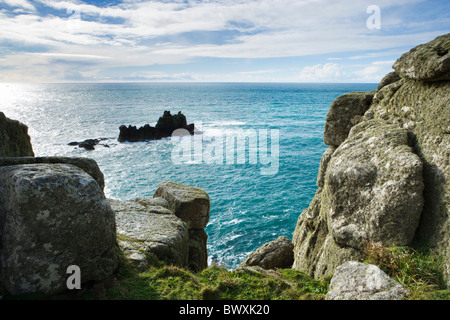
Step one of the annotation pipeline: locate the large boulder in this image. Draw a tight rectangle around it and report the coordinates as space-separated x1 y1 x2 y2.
0 163 118 295
0 112 34 157
323 91 375 147
238 236 294 270
326 261 408 300
110 198 189 270
111 181 211 273
293 120 424 278
326 120 424 248
153 181 210 272
154 181 210 230
0 156 105 191
393 33 450 81
377 71 401 91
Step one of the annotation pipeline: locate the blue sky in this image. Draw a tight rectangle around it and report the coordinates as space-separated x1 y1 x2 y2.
0 0 449 83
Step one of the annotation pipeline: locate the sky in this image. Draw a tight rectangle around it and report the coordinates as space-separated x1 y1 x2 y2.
0 0 449 83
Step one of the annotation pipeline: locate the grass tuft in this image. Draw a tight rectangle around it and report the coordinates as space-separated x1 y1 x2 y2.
364 242 448 299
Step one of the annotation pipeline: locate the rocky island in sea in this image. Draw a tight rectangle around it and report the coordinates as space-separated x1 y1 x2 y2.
67 110 196 150
118 110 196 142
0 33 449 299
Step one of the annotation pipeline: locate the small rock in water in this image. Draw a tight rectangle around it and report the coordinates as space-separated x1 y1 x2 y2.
68 138 110 150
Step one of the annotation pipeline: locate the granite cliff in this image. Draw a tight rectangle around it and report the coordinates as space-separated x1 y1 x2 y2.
292 33 450 287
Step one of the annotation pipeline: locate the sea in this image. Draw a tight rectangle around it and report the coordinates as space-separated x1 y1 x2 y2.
0 82 377 269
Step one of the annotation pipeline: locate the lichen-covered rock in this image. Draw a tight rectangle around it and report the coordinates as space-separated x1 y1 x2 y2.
326 261 408 300
393 33 450 81
154 181 210 230
316 146 336 188
377 71 401 91
239 236 294 270
188 229 208 272
293 120 424 278
0 156 105 191
366 70 450 286
0 112 34 157
135 197 170 210
294 34 450 285
326 120 424 248
323 91 375 147
110 199 189 269
0 164 118 295
111 182 211 272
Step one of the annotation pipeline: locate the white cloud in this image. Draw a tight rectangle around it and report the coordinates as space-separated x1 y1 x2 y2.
0 0 446 82
1 0 35 11
298 63 346 82
297 60 395 83
352 60 395 81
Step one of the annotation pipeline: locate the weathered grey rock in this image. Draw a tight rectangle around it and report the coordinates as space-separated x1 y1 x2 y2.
0 112 34 157
316 146 336 188
135 196 170 210
111 182 211 272
393 33 450 81
154 181 210 229
294 34 450 286
326 261 408 300
239 236 294 270
377 71 401 91
188 229 208 272
293 120 424 278
323 91 375 147
110 199 189 270
0 163 118 295
0 156 105 191
327 120 424 248
367 73 450 286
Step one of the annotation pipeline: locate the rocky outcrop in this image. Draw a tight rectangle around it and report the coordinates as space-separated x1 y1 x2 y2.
0 114 119 295
118 111 195 142
111 198 189 270
293 119 424 277
0 112 34 157
0 163 118 295
0 111 209 296
0 156 105 191
154 181 210 272
292 33 450 286
323 91 375 147
239 236 294 270
392 33 450 81
113 181 210 272
68 138 110 150
154 181 210 230
326 261 408 300
325 119 424 249
377 71 401 91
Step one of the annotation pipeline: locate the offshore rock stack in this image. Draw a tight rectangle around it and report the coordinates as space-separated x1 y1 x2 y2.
118 110 196 142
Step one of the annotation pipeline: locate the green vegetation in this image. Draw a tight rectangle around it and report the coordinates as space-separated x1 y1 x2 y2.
364 242 450 300
89 250 330 300
1 244 449 300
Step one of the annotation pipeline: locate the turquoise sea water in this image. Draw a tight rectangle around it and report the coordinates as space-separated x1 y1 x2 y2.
0 82 377 269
